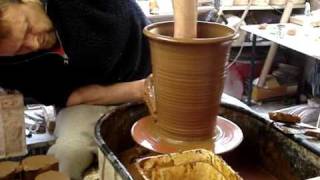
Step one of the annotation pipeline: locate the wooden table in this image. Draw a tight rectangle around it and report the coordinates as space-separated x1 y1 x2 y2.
240 23 320 104
241 23 320 60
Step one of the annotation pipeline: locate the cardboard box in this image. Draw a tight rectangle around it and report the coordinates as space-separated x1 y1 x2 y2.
251 75 298 101
252 84 298 101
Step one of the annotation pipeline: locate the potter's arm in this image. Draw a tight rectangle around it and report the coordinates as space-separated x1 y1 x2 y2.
66 79 145 106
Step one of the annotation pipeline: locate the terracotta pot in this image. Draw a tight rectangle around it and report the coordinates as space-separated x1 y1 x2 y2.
142 21 236 151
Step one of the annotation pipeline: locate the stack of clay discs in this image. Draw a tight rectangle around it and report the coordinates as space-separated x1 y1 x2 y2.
22 155 58 180
0 161 21 180
35 171 70 180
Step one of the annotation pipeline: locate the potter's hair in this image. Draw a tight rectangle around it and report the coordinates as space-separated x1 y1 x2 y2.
0 0 22 40
0 0 17 8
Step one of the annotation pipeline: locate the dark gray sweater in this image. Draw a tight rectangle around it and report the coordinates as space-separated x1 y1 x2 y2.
47 0 151 85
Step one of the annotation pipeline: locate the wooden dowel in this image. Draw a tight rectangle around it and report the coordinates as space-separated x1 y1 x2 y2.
173 0 198 38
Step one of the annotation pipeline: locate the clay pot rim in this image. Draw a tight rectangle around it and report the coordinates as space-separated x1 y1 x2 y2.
143 21 236 44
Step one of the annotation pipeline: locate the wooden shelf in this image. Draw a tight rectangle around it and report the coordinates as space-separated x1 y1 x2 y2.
137 1 306 22
232 41 272 47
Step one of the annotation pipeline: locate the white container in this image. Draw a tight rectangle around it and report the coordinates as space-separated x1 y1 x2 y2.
222 0 234 6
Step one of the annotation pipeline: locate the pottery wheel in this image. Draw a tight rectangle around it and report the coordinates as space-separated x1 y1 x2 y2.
131 116 243 154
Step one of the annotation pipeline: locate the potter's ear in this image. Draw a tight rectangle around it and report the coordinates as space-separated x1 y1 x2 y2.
0 17 11 40
0 8 3 19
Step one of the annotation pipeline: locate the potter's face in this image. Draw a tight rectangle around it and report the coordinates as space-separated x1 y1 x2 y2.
0 3 56 56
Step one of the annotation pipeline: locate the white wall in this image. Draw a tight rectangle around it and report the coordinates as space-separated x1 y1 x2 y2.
311 0 320 10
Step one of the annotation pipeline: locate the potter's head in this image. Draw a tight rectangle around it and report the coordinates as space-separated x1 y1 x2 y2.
0 0 56 56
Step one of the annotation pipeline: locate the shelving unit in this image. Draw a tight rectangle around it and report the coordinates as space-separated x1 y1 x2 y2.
223 4 305 47
137 1 305 20
233 41 272 47
137 1 306 47
241 24 320 60
221 4 305 11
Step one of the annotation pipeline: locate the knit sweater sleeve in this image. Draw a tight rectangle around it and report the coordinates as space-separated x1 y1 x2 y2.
47 0 151 85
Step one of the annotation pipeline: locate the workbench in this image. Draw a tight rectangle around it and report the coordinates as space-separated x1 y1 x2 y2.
241 23 320 104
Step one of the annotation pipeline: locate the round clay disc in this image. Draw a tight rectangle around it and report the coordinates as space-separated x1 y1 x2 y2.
0 161 20 178
35 170 70 180
22 155 58 171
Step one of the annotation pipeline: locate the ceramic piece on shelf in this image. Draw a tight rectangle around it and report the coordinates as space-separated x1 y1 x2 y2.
222 0 234 6
293 0 305 5
234 0 249 5
270 0 286 5
253 0 270 6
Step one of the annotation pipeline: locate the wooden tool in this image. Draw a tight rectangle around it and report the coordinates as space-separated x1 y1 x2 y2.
304 129 320 139
257 0 294 87
269 112 301 123
173 0 198 38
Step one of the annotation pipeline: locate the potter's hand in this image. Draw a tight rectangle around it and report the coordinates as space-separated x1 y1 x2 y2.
66 79 145 106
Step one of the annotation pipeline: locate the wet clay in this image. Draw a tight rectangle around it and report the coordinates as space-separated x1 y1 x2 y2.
35 171 70 180
0 161 20 180
143 22 235 143
22 155 58 180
